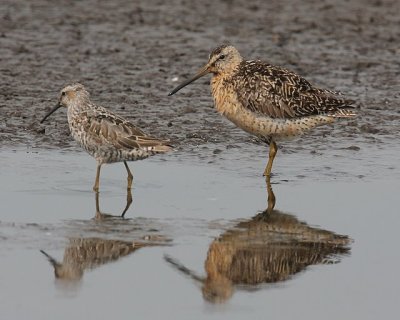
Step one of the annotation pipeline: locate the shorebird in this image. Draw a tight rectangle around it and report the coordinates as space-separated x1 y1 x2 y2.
169 45 356 177
41 83 172 191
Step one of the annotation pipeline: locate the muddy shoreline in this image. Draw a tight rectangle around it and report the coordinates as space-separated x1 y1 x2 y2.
1 0 399 164
1 1 400 316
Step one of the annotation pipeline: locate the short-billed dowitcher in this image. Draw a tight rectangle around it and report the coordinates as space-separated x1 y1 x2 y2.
41 83 172 191
169 45 356 177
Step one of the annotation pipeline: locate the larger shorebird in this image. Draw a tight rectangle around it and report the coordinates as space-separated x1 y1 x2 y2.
41 83 172 191
169 45 356 176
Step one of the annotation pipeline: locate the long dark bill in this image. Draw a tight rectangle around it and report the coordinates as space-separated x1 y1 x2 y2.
168 65 209 96
40 104 61 123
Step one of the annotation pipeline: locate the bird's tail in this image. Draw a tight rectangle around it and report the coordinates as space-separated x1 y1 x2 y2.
318 90 358 118
123 143 173 161
148 144 173 153
330 107 357 118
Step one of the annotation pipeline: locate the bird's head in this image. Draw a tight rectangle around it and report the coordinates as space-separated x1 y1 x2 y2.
168 45 243 96
40 83 90 123
206 45 242 74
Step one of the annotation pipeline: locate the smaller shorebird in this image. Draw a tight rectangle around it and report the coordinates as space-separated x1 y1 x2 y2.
169 45 356 177
41 83 172 191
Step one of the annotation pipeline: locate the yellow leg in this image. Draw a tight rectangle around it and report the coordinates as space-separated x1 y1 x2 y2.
263 141 278 177
123 161 133 190
121 188 133 218
93 163 102 192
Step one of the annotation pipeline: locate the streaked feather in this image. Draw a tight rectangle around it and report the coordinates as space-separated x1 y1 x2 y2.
80 104 171 152
232 60 356 119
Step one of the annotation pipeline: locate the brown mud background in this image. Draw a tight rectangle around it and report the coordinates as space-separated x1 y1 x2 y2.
1 2 400 317
0 0 399 173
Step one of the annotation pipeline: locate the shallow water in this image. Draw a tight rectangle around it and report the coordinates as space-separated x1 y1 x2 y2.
1 0 400 318
1 148 399 319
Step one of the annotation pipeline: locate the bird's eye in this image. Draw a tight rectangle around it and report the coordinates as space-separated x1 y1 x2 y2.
219 54 225 60
61 92 66 96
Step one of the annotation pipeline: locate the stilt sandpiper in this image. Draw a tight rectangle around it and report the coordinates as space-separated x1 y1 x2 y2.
169 45 356 177
41 83 172 191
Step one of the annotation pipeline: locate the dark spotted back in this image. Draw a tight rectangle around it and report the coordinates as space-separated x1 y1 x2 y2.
231 60 355 119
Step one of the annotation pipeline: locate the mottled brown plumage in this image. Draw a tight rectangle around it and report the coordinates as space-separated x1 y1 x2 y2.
41 83 172 191
169 45 356 177
233 60 355 119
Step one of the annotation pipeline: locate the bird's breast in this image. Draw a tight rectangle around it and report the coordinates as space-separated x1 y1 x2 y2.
211 75 238 116
66 109 94 150
211 75 266 136
210 75 334 141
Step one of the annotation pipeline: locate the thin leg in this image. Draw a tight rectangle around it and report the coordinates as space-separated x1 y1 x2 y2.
123 161 133 190
94 188 132 219
93 163 102 192
121 188 133 218
265 175 276 214
263 141 278 177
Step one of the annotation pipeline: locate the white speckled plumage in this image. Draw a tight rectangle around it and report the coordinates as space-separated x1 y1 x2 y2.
41 83 172 191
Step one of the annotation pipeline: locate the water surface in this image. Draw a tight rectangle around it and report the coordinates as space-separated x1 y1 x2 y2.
1 149 399 320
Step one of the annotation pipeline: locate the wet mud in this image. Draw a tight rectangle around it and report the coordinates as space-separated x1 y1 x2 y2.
1 1 400 319
0 0 399 179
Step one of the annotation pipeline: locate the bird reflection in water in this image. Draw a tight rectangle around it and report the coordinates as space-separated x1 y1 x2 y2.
165 178 351 303
41 238 144 281
41 236 168 282
41 192 169 282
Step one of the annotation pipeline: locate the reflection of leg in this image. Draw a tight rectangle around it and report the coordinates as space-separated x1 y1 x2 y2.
266 176 276 214
94 191 102 219
123 161 133 190
93 189 132 219
95 191 100 214
263 141 278 177
121 188 133 218
93 163 102 192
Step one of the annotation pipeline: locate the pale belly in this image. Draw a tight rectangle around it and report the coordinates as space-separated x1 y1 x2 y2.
226 105 334 142
211 85 334 143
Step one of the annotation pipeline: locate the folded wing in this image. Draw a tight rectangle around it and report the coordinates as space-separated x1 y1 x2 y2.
81 107 171 152
234 61 356 119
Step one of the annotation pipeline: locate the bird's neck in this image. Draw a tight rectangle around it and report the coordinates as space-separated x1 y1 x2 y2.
67 99 92 121
210 73 236 118
210 61 240 96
